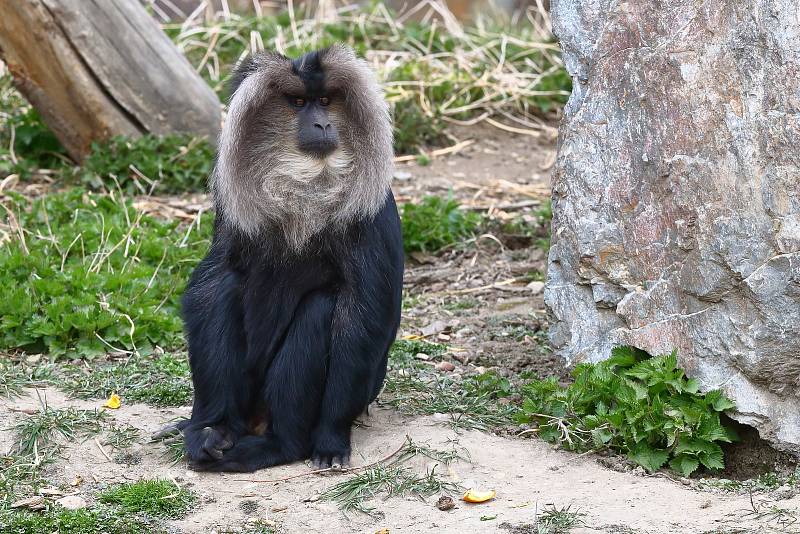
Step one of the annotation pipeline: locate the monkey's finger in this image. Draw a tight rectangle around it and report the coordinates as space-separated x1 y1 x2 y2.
152 421 184 440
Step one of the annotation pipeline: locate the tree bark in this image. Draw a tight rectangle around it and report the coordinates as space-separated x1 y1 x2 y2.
0 0 220 162
547 0 800 452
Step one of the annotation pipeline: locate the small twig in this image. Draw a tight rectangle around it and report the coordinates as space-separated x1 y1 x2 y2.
94 438 112 462
233 441 407 484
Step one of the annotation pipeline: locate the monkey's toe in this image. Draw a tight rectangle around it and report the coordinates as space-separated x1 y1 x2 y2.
312 452 350 470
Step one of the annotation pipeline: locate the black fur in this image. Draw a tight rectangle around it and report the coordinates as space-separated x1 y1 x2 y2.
179 194 404 472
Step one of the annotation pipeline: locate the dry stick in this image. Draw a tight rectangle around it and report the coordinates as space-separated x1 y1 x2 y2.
94 438 113 462
393 139 475 163
233 441 407 484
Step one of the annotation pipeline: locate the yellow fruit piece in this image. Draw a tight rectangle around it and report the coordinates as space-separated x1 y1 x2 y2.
103 393 121 409
463 489 496 503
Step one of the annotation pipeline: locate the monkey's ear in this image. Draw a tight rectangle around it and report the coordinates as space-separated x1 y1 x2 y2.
227 55 260 102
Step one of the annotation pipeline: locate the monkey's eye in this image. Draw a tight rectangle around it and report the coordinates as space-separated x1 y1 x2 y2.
290 97 306 108
319 96 331 106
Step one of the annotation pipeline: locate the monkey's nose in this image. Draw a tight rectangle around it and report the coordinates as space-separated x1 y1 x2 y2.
313 122 332 136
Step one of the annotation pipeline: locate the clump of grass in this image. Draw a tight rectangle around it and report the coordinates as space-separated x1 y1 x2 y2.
536 504 585 534
99 479 194 519
320 436 464 516
388 339 447 368
401 196 483 253
78 134 214 194
104 424 143 450
518 346 739 476
0 507 156 534
385 340 516 430
322 465 460 516
0 360 54 398
12 404 108 457
166 3 569 154
383 372 516 431
0 189 212 357
153 431 186 465
60 353 192 407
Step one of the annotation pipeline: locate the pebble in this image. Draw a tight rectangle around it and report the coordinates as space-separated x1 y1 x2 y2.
56 496 87 510
436 361 456 372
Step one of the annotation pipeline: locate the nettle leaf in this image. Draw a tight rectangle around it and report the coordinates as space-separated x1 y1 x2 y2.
591 427 614 447
518 346 737 477
705 390 736 412
669 455 700 477
698 443 725 471
628 443 670 472
608 346 642 368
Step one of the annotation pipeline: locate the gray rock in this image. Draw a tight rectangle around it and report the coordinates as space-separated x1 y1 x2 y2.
547 0 800 452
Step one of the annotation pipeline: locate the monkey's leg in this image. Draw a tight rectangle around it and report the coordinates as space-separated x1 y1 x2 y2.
312 295 399 468
182 268 251 465
191 292 334 472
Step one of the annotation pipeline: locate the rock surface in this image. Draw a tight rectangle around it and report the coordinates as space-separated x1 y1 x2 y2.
546 0 800 452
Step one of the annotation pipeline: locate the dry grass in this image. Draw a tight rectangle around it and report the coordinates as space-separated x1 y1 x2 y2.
165 0 568 153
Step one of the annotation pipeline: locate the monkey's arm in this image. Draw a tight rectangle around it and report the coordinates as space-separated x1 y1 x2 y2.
312 195 403 468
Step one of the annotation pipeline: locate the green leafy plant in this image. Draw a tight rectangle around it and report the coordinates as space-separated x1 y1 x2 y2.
518 346 738 476
401 196 482 253
0 189 212 357
79 134 214 194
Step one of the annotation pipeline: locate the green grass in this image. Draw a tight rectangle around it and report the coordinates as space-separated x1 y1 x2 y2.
401 196 483 253
384 340 516 431
60 353 192 407
0 360 53 398
99 479 194 519
322 464 460 516
12 404 108 457
518 346 739 476
78 135 214 194
0 507 159 534
536 505 585 534
0 188 212 357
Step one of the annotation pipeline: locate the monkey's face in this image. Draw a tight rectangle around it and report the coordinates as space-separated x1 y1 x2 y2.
289 95 338 157
214 45 394 247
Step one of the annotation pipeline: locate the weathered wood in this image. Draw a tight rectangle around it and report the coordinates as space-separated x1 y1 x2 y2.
0 0 220 162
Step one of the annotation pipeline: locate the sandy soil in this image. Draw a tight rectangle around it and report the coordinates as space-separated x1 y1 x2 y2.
3 387 799 534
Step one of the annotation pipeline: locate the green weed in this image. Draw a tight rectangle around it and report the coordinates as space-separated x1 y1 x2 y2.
99 479 194 519
0 189 212 357
401 196 482 253
518 346 738 476
60 353 192 407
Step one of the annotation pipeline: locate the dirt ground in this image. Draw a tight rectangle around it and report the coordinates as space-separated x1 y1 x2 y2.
3 125 799 533
3 388 800 534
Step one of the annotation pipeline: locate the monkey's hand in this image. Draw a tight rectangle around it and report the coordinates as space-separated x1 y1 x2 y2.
184 425 234 467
